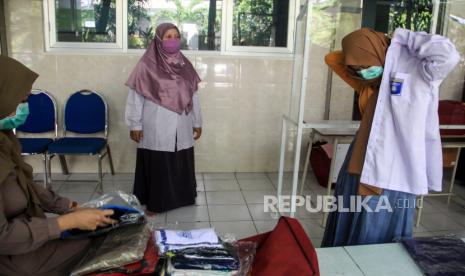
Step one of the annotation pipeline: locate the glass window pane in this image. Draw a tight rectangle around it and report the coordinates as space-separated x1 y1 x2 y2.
232 0 289 47
55 0 117 43
128 0 222 50
388 0 434 33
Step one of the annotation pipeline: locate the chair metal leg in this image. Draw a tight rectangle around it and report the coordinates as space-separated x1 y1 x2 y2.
97 156 104 194
106 145 115 175
59 155 69 175
42 154 48 189
47 154 54 187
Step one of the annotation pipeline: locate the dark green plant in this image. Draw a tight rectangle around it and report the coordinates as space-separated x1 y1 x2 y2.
389 0 433 34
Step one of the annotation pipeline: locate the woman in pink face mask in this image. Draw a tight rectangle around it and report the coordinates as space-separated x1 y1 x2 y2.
125 23 202 214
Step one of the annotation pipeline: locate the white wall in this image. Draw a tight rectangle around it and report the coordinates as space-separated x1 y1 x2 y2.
5 0 464 174
5 0 330 173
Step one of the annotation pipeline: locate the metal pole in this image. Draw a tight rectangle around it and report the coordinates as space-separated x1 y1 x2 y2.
290 0 314 217
0 0 8 55
277 117 288 211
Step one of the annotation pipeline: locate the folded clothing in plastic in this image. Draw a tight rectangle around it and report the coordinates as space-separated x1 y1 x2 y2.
167 259 237 276
155 228 222 254
62 191 145 239
402 236 465 276
71 224 150 276
88 235 159 276
171 245 240 271
62 205 145 239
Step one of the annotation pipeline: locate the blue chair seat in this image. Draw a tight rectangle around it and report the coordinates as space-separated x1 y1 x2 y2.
48 138 107 155
19 138 54 154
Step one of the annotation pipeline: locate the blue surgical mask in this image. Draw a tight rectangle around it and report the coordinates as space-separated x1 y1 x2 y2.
357 66 384 80
0 103 30 130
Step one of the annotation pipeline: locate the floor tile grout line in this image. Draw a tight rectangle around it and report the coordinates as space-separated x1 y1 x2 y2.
203 172 213 227
236 173 259 233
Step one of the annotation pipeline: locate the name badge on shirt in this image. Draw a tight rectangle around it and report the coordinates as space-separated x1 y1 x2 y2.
390 78 403 96
390 72 408 96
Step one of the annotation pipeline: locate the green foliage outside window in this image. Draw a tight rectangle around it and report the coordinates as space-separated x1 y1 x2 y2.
388 0 433 33
128 0 222 50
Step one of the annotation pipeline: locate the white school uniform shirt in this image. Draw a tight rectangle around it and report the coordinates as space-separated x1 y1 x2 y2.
360 28 460 195
125 89 202 152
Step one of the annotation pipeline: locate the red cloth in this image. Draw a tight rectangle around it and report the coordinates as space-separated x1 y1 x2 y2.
240 216 320 276
310 143 332 188
439 100 465 136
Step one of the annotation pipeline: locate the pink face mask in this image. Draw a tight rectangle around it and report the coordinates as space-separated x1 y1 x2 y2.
162 39 181 54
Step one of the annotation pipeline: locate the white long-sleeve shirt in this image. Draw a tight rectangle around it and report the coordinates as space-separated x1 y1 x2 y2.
360 29 460 195
125 89 202 152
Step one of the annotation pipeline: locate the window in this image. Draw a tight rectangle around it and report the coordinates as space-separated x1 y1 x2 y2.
127 0 222 50
226 0 295 53
362 0 438 34
44 0 297 54
232 0 289 47
45 0 122 49
55 0 117 42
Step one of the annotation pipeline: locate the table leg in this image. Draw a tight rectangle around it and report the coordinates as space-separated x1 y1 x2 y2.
322 137 338 226
300 130 315 195
447 147 461 205
415 195 424 227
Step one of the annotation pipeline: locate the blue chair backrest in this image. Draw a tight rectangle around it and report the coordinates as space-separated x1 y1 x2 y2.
64 90 106 134
17 90 56 133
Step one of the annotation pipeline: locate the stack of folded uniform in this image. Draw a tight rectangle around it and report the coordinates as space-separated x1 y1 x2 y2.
155 228 240 276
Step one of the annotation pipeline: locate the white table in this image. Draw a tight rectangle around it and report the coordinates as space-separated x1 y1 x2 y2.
416 139 465 227
316 238 465 275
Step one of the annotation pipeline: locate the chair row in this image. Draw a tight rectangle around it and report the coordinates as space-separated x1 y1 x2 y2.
16 89 115 191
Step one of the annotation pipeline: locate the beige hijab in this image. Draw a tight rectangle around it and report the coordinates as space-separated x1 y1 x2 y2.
0 56 44 218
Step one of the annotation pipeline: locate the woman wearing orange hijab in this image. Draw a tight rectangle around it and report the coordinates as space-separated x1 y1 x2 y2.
321 28 416 247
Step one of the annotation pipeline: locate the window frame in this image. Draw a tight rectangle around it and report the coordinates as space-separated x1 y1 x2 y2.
43 0 124 51
43 0 298 56
224 0 298 54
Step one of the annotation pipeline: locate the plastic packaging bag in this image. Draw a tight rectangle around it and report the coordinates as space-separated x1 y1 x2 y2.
71 224 150 276
233 241 257 276
62 191 145 239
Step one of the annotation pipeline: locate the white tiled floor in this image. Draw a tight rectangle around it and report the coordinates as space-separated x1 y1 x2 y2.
37 171 465 247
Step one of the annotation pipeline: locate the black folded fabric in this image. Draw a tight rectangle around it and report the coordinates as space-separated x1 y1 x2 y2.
402 236 465 276
171 255 239 271
171 245 240 271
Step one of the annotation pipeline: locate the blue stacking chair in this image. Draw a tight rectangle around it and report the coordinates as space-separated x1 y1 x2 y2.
48 89 115 193
15 89 57 188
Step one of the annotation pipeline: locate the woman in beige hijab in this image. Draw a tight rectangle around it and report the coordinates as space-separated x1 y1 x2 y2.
0 56 116 276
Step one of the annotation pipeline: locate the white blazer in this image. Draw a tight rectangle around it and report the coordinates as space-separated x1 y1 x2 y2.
125 89 202 152
360 28 460 195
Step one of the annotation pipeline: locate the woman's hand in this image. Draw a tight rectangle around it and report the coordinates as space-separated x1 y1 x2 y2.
57 209 117 231
130 130 144 143
193 127 202 140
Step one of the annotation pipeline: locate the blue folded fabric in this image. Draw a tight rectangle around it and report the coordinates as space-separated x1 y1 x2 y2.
61 204 144 239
